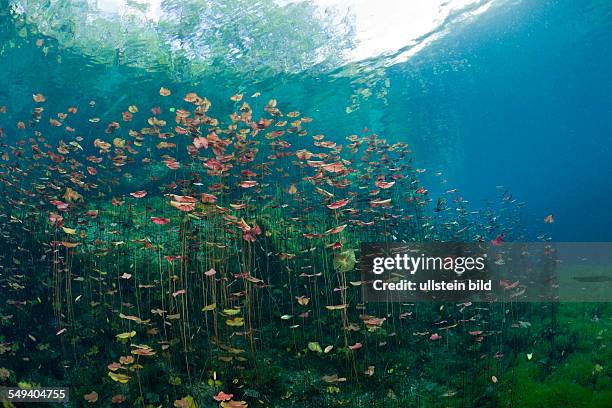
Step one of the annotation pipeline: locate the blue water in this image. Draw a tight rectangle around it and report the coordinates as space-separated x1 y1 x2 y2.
2 0 611 241
395 0 612 242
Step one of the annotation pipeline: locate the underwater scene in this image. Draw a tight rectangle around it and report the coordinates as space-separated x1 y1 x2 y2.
0 0 611 407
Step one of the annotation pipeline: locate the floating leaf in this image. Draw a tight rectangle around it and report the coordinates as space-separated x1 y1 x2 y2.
308 342 323 353
202 303 216 312
221 401 248 408
151 217 170 225
325 224 347 235
116 331 136 340
214 391 234 402
83 391 98 403
173 395 197 408
119 314 149 324
322 374 346 384
226 317 244 327
62 226 77 235
172 289 186 297
130 344 156 356
111 394 126 404
325 304 347 311
130 190 147 198
108 371 130 383
61 241 80 248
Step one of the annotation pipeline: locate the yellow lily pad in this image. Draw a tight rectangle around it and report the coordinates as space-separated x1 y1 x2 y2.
108 371 130 383
202 303 216 312
226 317 244 327
116 331 136 340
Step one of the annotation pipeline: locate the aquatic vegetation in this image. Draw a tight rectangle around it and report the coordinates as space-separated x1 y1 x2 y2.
0 87 608 407
1 4 612 404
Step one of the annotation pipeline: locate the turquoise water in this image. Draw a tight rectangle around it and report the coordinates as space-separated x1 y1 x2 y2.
2 0 611 240
1 1 611 407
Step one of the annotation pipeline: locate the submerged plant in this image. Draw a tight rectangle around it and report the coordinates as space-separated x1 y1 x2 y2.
0 87 608 407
